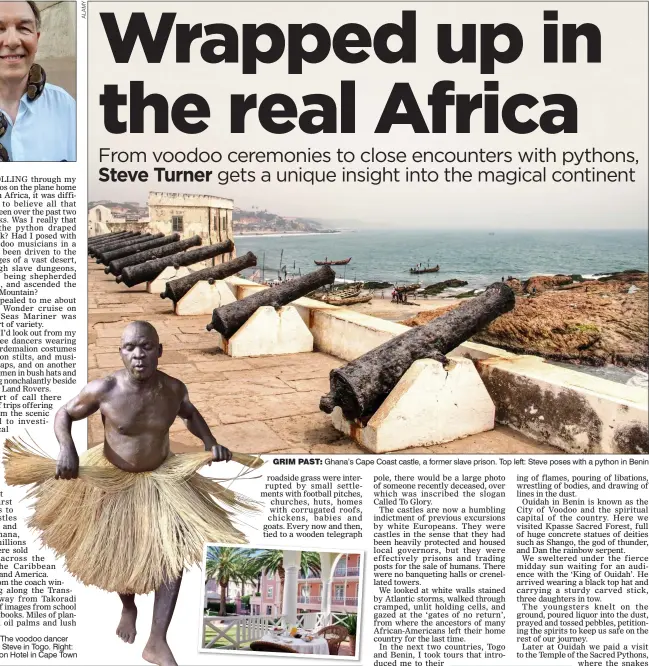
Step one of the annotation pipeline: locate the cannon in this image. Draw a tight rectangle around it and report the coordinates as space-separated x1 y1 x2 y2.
96 233 172 264
88 232 144 256
88 230 132 246
105 236 202 276
160 252 257 303
88 230 126 242
319 283 515 421
87 231 136 252
88 230 140 249
116 240 235 287
90 236 148 258
89 233 156 258
205 265 335 337
95 233 164 263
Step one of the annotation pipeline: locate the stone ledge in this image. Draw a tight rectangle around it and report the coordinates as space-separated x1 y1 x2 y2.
225 276 647 454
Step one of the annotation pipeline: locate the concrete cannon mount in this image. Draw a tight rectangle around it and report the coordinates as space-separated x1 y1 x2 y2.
88 259 631 456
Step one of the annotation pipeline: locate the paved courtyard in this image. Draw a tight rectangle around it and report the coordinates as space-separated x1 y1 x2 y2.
88 260 562 455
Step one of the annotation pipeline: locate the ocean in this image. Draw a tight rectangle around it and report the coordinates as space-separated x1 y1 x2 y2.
234 229 649 290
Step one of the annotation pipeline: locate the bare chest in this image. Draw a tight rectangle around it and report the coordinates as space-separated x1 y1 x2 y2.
101 390 180 436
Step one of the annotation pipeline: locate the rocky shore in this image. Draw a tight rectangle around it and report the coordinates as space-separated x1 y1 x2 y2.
401 271 648 370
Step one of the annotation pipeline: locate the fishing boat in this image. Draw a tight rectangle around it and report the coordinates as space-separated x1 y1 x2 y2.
326 293 372 306
309 281 369 304
311 284 360 299
330 281 363 292
409 264 440 274
311 290 371 306
395 283 421 293
314 257 352 266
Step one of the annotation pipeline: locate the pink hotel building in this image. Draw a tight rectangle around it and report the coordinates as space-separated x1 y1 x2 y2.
251 554 361 617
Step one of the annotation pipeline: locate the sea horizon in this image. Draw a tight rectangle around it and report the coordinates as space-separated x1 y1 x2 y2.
310 227 648 232
235 228 646 235
235 228 648 291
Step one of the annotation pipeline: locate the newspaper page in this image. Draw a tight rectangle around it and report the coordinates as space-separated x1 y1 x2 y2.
0 2 648 666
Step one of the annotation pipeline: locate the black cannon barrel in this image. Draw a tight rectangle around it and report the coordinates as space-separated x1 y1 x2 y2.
88 230 139 248
88 230 132 245
88 230 126 242
88 231 134 252
319 283 516 422
206 265 335 337
98 233 179 265
96 233 168 264
90 233 156 258
88 232 142 255
106 235 202 276
116 240 234 287
161 252 257 303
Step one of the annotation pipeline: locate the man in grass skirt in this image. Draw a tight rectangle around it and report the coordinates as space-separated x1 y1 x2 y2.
5 321 259 666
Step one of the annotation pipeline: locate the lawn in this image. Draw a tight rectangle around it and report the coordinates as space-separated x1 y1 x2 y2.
203 622 254 650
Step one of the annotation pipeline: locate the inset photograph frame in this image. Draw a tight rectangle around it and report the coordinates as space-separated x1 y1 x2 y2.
200 545 363 659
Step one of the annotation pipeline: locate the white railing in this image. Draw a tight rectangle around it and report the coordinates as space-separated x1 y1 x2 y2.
203 612 325 649
280 612 325 632
302 612 324 631
331 612 349 627
203 615 271 649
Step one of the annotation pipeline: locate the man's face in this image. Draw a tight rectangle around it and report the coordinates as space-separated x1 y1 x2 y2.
0 2 39 82
119 325 162 381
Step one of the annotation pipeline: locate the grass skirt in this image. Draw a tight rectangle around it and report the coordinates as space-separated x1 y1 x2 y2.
3 439 262 595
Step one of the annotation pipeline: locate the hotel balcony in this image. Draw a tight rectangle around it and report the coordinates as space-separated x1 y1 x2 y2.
332 596 359 609
333 566 360 578
297 596 322 606
297 566 360 581
297 595 358 611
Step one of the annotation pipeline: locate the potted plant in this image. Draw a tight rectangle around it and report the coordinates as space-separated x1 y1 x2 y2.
342 614 358 655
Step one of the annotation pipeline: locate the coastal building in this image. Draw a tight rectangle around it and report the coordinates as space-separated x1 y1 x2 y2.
88 193 235 267
147 191 234 248
87 205 149 237
88 205 113 236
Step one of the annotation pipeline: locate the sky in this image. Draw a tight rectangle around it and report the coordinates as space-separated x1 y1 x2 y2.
88 2 648 229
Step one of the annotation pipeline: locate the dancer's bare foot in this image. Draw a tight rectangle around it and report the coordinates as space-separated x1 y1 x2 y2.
142 638 178 666
145 575 182 666
116 605 137 644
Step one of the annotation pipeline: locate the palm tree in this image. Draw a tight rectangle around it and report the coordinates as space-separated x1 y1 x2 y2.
254 551 321 615
205 546 245 616
234 554 263 600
